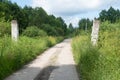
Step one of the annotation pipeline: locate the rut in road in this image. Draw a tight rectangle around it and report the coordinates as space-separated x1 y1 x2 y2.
5 39 79 80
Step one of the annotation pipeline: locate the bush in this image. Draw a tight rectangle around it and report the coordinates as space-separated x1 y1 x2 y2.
41 24 58 36
0 21 11 37
22 26 47 37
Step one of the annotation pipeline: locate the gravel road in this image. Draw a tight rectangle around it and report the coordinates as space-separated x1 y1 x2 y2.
5 39 79 80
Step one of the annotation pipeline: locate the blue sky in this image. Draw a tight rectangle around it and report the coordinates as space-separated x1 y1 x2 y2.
11 0 32 7
11 0 120 27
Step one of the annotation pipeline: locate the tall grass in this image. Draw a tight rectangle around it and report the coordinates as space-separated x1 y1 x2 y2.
0 36 63 80
72 21 120 80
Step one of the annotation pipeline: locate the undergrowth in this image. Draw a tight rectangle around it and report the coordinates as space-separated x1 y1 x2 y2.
0 36 63 80
72 21 120 80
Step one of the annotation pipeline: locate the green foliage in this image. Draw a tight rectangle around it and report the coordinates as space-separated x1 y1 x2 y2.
99 7 120 23
72 21 120 80
22 26 47 37
0 36 63 80
98 21 120 55
0 1 28 32
68 23 74 33
0 1 67 36
41 24 58 36
78 18 92 31
23 7 67 36
0 21 10 37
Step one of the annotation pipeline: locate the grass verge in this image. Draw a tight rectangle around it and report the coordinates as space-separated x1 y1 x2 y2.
0 36 63 80
72 21 120 80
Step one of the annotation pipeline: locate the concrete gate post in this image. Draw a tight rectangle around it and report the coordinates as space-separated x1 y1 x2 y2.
91 20 100 45
11 20 19 41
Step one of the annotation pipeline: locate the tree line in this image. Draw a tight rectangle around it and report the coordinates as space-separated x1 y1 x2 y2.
99 6 120 23
78 7 120 32
0 0 69 36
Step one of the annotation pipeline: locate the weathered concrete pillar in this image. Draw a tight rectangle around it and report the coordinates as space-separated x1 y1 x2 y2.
11 20 19 41
91 20 100 45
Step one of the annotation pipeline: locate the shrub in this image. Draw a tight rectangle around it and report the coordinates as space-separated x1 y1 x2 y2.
41 24 59 36
22 26 47 37
0 21 11 37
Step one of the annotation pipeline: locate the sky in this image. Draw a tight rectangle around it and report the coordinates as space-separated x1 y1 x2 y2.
11 0 120 27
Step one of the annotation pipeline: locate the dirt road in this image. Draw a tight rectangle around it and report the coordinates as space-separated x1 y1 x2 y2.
5 39 79 80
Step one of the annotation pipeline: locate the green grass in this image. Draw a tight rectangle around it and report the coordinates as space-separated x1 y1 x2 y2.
0 36 63 80
72 21 120 80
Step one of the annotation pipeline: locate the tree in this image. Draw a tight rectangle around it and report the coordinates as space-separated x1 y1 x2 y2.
68 23 74 33
78 18 92 31
0 1 68 36
99 6 120 23
107 7 117 23
55 17 67 36
99 10 108 22
32 7 48 27
41 24 58 36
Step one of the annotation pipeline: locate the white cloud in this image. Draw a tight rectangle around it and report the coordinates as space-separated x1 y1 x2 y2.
32 0 101 15
64 16 80 27
32 0 120 27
